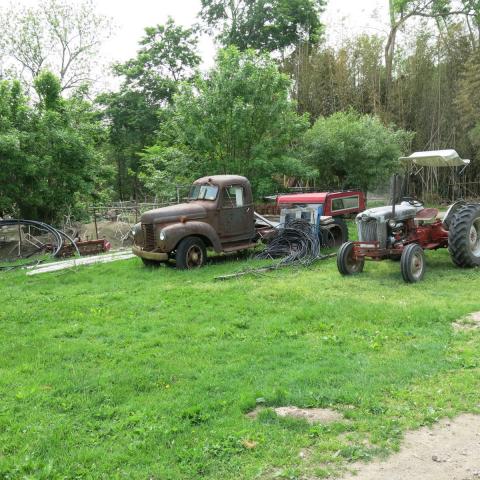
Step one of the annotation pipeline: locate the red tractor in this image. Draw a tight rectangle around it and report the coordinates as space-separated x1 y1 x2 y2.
337 150 480 282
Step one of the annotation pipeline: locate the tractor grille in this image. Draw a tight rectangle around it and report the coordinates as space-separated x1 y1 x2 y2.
357 219 387 248
142 224 155 251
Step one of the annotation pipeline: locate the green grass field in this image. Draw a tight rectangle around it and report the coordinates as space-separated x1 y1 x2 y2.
1 244 480 479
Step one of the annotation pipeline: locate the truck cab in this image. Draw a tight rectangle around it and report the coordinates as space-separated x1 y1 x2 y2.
132 175 258 268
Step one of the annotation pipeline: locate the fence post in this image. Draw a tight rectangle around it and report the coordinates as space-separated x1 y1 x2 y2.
93 207 99 240
17 220 22 257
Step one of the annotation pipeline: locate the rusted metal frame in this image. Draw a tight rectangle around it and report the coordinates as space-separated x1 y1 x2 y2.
93 207 99 240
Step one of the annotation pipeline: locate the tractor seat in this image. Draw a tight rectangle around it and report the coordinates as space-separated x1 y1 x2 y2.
415 208 439 223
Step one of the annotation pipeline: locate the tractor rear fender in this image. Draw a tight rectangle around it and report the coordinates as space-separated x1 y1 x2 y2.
443 200 467 230
160 221 222 253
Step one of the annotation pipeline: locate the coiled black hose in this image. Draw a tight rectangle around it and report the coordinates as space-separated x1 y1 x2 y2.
256 219 321 266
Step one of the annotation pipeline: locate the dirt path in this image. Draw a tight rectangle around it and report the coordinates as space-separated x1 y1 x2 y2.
341 414 480 480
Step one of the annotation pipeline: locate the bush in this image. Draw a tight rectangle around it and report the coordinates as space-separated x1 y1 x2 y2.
302 111 414 192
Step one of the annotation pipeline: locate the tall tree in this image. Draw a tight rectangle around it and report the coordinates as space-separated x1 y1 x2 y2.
156 46 311 197
0 80 30 216
456 49 480 154
0 0 111 92
0 72 107 222
199 0 325 53
99 19 200 200
385 0 477 97
284 35 384 119
114 18 200 107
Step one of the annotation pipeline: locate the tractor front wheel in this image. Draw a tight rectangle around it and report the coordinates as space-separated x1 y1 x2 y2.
400 243 425 283
448 204 480 268
337 241 364 276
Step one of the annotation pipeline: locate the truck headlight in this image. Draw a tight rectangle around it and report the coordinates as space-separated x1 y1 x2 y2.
388 219 397 228
159 230 166 241
132 222 142 238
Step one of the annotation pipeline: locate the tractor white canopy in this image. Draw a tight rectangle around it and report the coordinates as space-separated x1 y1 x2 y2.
399 149 470 168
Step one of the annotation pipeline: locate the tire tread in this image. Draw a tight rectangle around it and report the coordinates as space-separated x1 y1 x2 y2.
448 204 480 268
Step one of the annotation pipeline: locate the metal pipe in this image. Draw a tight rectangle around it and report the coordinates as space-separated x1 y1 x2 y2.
392 174 397 219
93 207 99 240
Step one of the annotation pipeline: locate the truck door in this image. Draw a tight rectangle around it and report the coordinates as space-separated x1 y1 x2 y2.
218 184 255 241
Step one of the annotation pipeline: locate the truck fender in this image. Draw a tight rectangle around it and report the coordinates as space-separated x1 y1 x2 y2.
161 221 223 253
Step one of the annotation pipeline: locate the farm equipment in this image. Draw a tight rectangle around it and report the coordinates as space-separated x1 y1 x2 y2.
132 175 365 269
56 238 111 257
276 190 365 247
132 175 272 269
337 150 480 282
0 219 111 271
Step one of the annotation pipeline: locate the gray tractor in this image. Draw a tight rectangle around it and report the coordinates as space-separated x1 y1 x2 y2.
337 150 480 282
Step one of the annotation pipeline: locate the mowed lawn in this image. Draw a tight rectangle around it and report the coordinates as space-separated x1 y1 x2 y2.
1 246 480 479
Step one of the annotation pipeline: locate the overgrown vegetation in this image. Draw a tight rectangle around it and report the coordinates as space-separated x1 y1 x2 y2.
2 0 480 220
0 74 106 223
159 46 311 197
302 111 413 191
1 250 480 478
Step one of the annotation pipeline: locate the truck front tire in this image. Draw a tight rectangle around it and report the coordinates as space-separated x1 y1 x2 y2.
175 237 207 269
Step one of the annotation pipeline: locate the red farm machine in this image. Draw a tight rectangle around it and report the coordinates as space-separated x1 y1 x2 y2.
337 150 480 282
276 190 365 247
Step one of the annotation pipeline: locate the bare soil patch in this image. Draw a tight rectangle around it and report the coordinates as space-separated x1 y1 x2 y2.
247 406 343 424
76 221 133 249
453 312 480 331
340 414 480 480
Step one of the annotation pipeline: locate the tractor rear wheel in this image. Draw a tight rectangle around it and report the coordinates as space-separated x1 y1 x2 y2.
448 204 480 268
400 243 425 283
337 241 364 275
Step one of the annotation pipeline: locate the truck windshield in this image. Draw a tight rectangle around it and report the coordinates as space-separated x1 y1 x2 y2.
189 184 218 201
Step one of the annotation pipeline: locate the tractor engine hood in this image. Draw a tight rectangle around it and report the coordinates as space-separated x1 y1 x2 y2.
141 203 207 225
356 204 417 223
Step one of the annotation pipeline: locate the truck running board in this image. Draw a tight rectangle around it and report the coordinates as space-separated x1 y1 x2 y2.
222 242 258 253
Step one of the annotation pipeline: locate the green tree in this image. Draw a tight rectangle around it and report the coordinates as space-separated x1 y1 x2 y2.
0 80 30 216
0 73 107 222
158 46 311 197
138 145 193 201
99 19 200 200
456 48 480 170
0 0 111 91
284 35 384 119
303 110 414 192
385 0 477 96
199 0 325 53
114 18 200 106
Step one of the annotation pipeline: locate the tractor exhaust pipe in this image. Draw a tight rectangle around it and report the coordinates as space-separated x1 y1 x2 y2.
391 174 397 219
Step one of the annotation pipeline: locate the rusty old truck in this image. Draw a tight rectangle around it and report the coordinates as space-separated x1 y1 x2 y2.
132 175 265 269
132 175 365 269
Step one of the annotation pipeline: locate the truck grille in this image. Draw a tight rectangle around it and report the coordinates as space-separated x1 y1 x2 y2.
357 219 387 248
142 224 155 251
